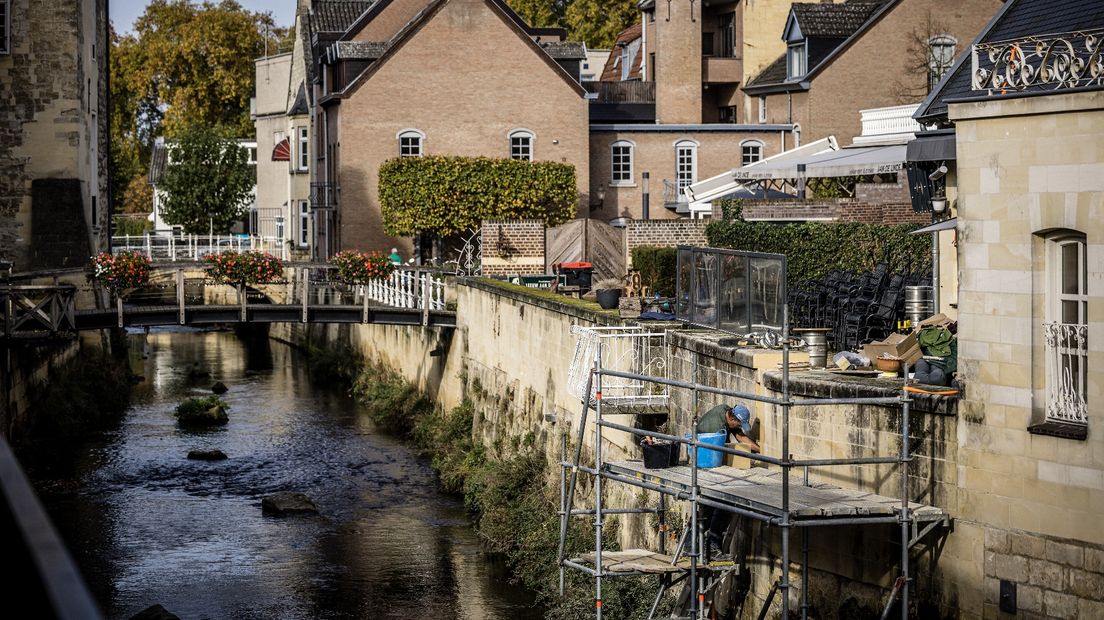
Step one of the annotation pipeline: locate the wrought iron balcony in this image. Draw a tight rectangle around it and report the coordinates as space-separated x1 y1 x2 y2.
972 29 1104 93
1044 321 1088 426
310 182 337 209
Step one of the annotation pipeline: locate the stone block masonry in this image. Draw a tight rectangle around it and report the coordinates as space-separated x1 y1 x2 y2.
983 528 1104 619
480 219 546 276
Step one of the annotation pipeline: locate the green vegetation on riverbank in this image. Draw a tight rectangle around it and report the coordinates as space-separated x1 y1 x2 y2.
311 350 671 619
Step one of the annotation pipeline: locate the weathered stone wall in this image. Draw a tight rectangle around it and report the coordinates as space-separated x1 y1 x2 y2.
0 0 106 270
2 339 82 440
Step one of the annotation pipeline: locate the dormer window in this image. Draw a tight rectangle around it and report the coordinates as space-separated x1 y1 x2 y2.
787 41 806 80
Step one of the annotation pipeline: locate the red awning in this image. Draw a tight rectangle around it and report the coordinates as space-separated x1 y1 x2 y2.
272 137 290 162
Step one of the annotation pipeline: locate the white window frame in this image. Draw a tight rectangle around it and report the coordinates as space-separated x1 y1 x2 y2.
741 140 764 166
275 215 285 242
928 35 957 92
1044 232 1088 426
787 42 806 80
297 127 309 171
509 129 534 161
397 128 425 157
674 139 698 193
298 200 310 248
0 0 9 55
758 96 767 123
610 140 635 186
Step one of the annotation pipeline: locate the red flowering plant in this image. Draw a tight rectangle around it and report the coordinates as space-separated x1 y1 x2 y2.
204 250 285 285
330 250 396 283
89 251 152 292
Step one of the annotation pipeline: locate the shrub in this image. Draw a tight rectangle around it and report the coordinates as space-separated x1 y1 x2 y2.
706 199 931 284
204 250 284 285
379 155 577 236
630 246 678 297
330 250 396 283
90 250 152 290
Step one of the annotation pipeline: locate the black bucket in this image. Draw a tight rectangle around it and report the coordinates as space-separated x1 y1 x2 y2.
642 441 681 469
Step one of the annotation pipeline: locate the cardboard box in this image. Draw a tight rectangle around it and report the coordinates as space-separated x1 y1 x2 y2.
723 443 752 469
862 332 922 366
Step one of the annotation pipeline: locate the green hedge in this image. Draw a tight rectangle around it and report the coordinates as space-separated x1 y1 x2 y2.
706 201 931 285
630 246 678 296
379 155 578 236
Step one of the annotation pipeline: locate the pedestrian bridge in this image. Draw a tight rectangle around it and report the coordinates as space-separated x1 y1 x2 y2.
1 264 455 342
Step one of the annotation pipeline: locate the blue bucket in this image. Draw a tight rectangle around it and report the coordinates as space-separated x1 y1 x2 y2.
686 431 726 469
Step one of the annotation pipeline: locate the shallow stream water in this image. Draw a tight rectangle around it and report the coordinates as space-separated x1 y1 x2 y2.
33 329 539 620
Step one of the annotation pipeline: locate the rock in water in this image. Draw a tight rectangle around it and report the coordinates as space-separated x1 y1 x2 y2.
187 449 228 461
211 381 228 394
129 605 180 620
261 492 319 516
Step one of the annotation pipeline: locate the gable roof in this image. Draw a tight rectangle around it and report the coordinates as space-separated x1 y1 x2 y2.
599 23 643 81
311 0 377 33
745 0 898 93
334 40 388 59
340 0 567 42
790 2 885 38
332 0 586 100
916 0 1104 122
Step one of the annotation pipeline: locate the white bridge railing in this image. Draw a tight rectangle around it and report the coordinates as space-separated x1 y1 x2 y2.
361 269 446 311
1044 321 1088 426
111 234 288 261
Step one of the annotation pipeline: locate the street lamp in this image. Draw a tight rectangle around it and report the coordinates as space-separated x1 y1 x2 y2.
642 172 650 220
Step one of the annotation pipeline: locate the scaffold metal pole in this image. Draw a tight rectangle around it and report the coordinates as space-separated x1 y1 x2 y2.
559 434 566 596
558 365 594 568
689 353 700 619
900 361 912 620
594 348 604 620
781 300 792 619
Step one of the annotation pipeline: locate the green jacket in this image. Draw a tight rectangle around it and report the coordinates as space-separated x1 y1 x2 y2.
696 404 731 437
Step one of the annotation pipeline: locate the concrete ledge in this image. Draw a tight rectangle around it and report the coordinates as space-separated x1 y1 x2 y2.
668 329 787 369
460 277 623 325
763 370 958 416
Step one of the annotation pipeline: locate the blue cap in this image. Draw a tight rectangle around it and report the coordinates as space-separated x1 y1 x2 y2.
729 404 752 435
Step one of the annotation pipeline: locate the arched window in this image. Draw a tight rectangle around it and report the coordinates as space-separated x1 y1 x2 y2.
509 129 534 161
1044 231 1088 426
928 35 957 92
610 140 635 185
397 129 425 157
741 140 764 166
674 139 698 191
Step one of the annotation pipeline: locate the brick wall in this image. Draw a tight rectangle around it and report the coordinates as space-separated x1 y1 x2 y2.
480 219 546 276
736 198 928 225
624 219 707 266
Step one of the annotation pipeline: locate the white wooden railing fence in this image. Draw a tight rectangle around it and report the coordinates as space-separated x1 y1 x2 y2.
111 234 288 261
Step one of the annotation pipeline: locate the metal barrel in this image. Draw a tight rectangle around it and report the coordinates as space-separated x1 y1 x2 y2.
800 330 828 369
904 286 933 324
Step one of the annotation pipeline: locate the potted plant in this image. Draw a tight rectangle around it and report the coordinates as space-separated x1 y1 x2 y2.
89 250 151 299
204 250 285 285
593 277 624 310
330 250 396 284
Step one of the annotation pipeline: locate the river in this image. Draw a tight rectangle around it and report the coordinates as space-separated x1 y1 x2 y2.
33 329 539 620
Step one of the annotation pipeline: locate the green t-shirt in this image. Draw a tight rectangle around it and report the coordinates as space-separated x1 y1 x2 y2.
696 404 731 437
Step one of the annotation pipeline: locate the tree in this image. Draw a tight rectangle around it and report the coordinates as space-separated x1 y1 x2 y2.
120 176 154 215
563 0 638 49
109 1 289 211
506 0 569 29
158 124 254 234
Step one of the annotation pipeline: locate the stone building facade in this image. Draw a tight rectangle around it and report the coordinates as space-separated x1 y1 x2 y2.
0 0 108 270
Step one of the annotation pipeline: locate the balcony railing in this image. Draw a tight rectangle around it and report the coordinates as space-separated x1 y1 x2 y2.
1044 321 1088 426
582 80 656 104
972 28 1104 93
310 182 337 209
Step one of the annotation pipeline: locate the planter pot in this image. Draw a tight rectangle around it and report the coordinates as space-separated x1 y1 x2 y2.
595 288 623 309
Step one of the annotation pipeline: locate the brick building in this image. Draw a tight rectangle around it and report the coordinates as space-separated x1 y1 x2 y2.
743 0 1001 146
0 0 108 270
304 0 589 258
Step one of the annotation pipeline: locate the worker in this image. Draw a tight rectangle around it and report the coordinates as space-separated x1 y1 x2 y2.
388 248 402 265
694 403 760 561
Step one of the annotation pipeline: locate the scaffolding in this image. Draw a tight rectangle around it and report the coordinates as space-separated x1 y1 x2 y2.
557 319 950 619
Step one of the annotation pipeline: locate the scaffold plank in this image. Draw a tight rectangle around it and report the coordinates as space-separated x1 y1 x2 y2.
605 461 947 522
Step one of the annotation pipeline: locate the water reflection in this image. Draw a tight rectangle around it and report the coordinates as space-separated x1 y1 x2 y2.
36 329 538 620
